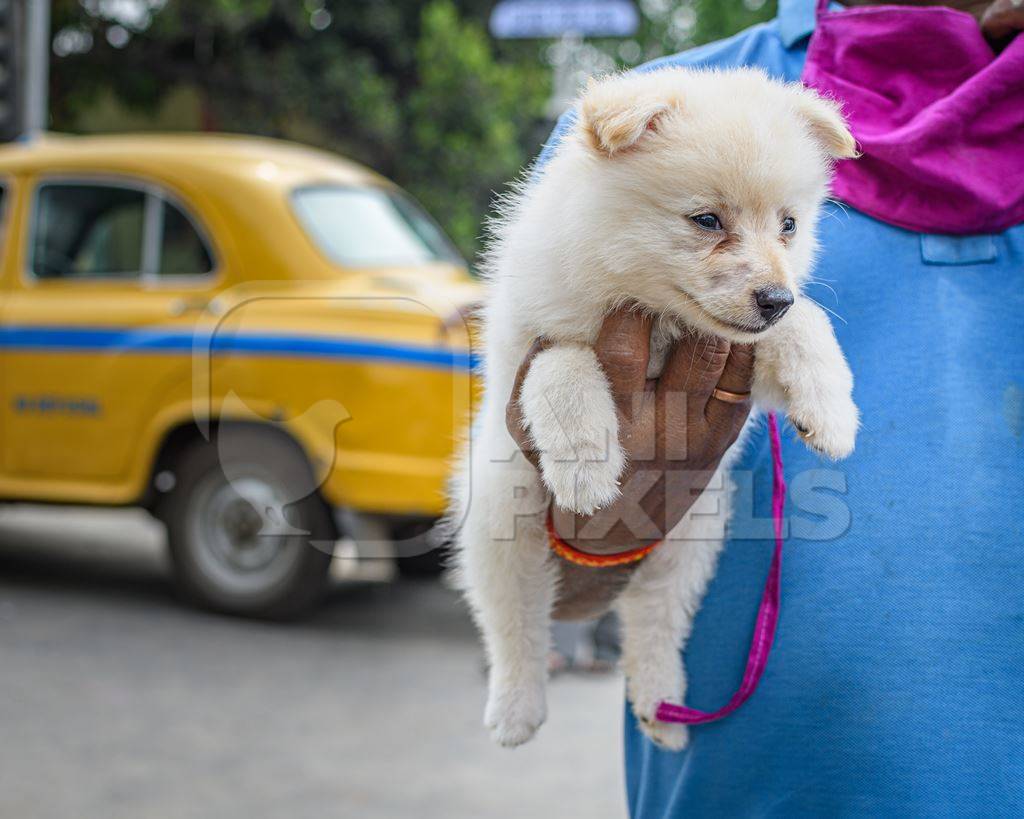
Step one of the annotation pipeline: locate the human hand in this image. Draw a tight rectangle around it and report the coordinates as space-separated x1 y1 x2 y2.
506 306 755 554
981 0 1024 49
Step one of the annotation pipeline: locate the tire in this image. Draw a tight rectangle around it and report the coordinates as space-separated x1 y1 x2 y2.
394 518 448 578
162 428 334 619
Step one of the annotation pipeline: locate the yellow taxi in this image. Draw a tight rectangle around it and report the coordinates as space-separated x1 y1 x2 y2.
0 133 478 616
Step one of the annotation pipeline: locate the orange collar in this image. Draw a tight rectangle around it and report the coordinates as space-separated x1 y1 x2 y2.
545 511 660 568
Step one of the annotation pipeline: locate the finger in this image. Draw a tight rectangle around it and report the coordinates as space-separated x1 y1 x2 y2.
593 306 652 415
506 337 550 466
715 342 755 395
658 330 730 397
705 343 755 438
981 0 1024 46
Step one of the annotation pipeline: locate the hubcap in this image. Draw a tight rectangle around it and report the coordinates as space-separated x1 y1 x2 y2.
188 472 301 595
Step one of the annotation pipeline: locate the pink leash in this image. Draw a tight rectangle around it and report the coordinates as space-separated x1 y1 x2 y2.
655 412 787 726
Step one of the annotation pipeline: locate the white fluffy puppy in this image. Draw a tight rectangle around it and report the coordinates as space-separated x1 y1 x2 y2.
452 67 859 750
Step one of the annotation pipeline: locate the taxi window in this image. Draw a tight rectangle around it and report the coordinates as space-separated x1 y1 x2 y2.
159 199 213 275
292 185 463 268
31 182 215 280
33 183 145 279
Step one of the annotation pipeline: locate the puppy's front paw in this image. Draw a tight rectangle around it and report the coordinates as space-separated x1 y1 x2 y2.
790 392 859 460
484 681 547 748
626 663 689 752
540 443 624 515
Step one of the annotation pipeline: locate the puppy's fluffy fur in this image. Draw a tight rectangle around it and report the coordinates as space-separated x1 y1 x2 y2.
452 68 859 750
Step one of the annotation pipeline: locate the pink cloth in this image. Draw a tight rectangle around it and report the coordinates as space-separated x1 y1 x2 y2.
801 0 1024 235
656 413 786 726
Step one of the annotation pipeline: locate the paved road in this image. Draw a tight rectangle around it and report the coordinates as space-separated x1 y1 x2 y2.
0 507 626 819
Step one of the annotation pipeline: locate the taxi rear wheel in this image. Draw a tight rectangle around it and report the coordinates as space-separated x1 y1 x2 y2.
394 518 448 577
162 429 334 619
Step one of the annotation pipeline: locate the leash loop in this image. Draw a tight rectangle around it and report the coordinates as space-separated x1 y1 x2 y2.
655 412 787 725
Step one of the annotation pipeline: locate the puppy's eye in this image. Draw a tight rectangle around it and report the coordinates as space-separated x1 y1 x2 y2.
781 217 797 235
691 213 723 231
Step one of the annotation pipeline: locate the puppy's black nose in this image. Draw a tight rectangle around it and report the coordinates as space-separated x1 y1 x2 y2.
754 286 794 324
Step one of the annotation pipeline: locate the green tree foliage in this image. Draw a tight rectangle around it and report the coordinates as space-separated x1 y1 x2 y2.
400 2 546 258
50 0 547 259
622 0 776 65
48 0 774 261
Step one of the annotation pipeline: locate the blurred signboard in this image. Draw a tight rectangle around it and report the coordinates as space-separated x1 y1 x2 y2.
490 0 639 39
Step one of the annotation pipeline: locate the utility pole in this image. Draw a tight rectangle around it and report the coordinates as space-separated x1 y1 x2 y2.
24 0 49 135
0 0 22 140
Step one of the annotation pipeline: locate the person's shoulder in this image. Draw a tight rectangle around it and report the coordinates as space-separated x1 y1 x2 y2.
535 20 794 167
639 19 789 74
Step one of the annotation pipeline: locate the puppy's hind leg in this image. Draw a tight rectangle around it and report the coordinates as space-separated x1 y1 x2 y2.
459 456 557 747
616 514 726 752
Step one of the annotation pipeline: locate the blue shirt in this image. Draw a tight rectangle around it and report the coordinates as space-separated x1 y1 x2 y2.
543 1 1024 814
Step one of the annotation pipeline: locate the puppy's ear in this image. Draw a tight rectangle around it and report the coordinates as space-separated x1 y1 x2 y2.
792 87 858 160
578 75 681 157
